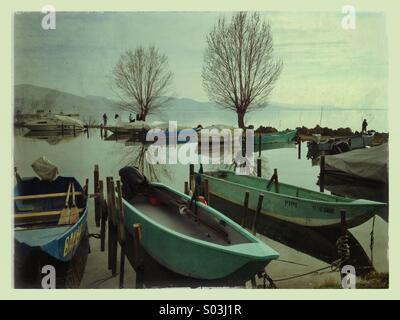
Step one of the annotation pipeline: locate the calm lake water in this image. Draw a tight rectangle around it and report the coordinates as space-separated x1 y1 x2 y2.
113 108 388 133
14 126 388 288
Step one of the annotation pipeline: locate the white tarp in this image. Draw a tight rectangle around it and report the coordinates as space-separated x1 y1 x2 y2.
31 156 59 181
325 143 388 183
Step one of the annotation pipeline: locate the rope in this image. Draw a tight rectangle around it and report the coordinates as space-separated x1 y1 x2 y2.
265 233 351 285
370 215 376 265
276 259 309 267
268 265 333 283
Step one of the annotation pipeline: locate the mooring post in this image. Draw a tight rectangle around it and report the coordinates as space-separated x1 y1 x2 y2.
203 179 209 203
340 209 347 235
241 191 250 227
99 180 106 252
133 223 144 288
189 164 194 191
257 158 262 177
86 127 90 138
61 123 64 136
274 168 279 193
258 133 262 157
119 243 125 289
100 124 103 139
110 179 118 277
73 125 76 136
94 165 100 227
184 181 189 195
298 136 302 159
252 194 264 235
106 177 112 270
320 153 325 192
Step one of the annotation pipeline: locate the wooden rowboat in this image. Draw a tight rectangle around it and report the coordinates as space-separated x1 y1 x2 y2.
121 183 279 280
200 170 386 228
14 175 89 287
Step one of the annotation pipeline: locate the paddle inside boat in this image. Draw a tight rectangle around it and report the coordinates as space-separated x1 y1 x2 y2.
14 166 88 264
200 170 386 228
119 166 279 280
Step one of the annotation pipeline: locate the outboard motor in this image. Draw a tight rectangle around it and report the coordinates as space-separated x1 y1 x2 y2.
331 141 351 155
119 166 149 199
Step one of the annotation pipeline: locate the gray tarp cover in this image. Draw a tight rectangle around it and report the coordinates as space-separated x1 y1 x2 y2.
325 143 388 183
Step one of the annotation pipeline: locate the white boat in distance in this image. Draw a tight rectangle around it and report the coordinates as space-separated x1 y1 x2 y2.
24 115 85 132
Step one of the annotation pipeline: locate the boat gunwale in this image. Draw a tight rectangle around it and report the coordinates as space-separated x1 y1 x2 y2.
201 170 387 207
121 184 279 260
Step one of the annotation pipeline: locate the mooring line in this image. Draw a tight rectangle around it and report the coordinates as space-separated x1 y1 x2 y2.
276 259 309 267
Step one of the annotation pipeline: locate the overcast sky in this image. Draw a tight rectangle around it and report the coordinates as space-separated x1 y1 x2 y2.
14 11 388 108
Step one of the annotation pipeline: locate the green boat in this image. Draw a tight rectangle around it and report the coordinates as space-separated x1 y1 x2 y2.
254 129 297 144
121 183 279 280
200 170 386 228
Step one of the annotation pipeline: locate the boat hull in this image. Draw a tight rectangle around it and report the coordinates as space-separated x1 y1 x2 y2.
254 130 297 144
122 184 278 280
15 208 88 262
201 171 385 228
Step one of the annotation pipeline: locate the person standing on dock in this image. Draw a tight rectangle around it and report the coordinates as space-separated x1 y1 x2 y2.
102 113 108 126
362 119 368 133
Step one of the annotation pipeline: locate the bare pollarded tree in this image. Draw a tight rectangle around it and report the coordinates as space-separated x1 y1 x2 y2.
202 12 283 128
113 46 173 121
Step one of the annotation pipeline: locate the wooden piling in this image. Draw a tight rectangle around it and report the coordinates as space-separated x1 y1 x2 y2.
241 191 250 227
94 165 100 227
297 137 301 159
133 223 144 288
119 243 125 289
340 209 347 234
258 134 262 157
257 158 262 177
274 168 279 193
61 123 64 136
189 164 194 190
320 153 325 192
116 180 124 223
73 125 76 136
184 181 189 195
203 179 209 203
106 177 112 270
252 194 264 235
99 180 106 252
110 179 118 276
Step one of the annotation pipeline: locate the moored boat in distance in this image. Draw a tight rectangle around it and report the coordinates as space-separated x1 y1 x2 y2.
306 131 375 159
24 115 85 132
119 167 279 281
200 170 386 228
254 129 297 145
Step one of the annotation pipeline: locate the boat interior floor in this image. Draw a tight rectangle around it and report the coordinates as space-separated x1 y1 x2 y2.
128 189 249 246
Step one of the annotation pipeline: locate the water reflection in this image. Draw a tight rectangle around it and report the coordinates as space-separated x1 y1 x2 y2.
22 130 83 145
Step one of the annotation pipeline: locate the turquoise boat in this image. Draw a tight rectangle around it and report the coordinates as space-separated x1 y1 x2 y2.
121 183 279 280
254 129 297 145
14 175 88 287
200 170 386 228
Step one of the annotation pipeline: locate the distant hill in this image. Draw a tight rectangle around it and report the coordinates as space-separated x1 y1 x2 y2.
14 84 386 125
14 84 121 122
